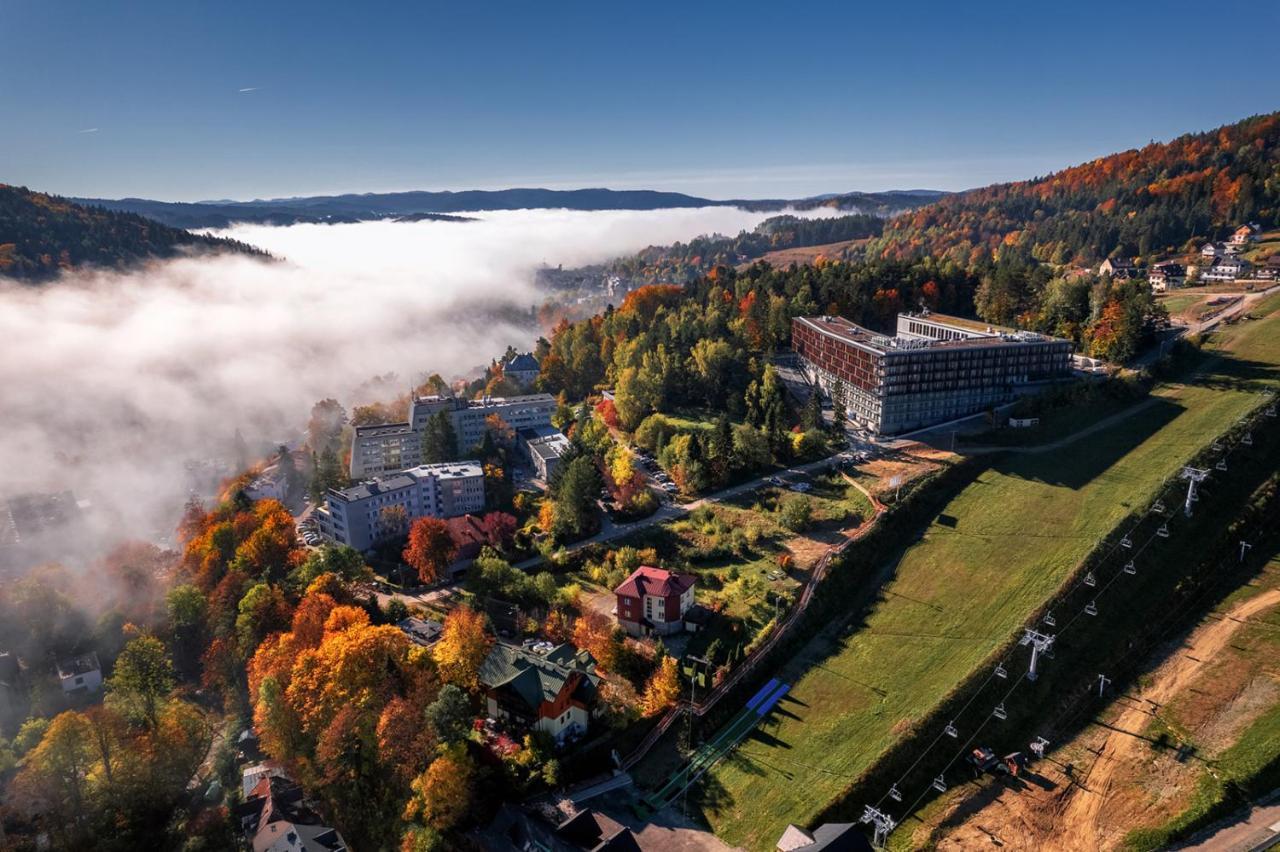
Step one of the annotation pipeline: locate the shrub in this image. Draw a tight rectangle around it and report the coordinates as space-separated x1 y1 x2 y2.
778 494 814 532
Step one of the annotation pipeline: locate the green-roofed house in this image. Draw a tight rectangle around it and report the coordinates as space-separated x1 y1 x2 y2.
478 642 600 744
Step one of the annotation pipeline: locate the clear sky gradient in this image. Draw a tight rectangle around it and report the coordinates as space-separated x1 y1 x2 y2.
2 0 1277 201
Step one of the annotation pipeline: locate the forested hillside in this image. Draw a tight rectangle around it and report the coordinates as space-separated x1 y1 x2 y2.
606 213 884 284
0 185 267 281
869 112 1280 268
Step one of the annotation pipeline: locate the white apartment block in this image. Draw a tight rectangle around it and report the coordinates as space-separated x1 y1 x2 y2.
350 394 557 478
317 461 485 552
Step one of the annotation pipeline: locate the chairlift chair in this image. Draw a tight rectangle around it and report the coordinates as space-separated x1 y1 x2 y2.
1216 459 1228 471
1212 440 1223 451
944 721 959 738
1242 433 1254 446
1043 611 1056 628
1156 523 1170 538
1085 600 1098 616
1120 535 1133 549
1153 500 1166 514
932 775 947 793
1123 560 1136 575
994 663 1008 679
888 784 903 802
1084 571 1097 587
993 703 1008 721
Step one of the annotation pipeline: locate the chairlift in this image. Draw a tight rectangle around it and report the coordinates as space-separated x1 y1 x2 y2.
995 663 1008 679
1085 600 1098 616
1156 523 1170 538
1043 611 1056 628
1084 571 1097 587
1120 535 1133 549
1242 432 1254 446
1030 736 1050 758
993 703 1008 721
1267 405 1277 418
932 775 947 793
1216 459 1228 471
1123 560 1136 575
944 721 959 738
1212 440 1223 451
1153 500 1166 514
888 784 903 803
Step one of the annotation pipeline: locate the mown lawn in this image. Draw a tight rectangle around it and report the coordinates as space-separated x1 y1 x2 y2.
696 306 1280 850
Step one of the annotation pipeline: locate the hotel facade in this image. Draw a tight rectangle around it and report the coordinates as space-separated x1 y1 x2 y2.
793 312 1072 435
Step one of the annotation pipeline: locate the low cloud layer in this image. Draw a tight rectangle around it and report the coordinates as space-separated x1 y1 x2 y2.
0 206 825 558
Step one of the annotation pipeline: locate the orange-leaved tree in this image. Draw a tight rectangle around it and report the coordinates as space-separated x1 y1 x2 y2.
403 517 456 585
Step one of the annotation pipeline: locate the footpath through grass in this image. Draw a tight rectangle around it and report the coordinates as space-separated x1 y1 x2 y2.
697 309 1280 850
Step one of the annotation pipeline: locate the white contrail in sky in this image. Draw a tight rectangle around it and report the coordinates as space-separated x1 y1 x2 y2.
238 87 259 93
77 127 99 134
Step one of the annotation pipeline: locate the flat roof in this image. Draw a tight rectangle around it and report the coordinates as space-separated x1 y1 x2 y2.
796 314 1065 354
353 421 412 437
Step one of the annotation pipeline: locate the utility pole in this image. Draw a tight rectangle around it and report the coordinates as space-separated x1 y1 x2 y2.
681 654 711 819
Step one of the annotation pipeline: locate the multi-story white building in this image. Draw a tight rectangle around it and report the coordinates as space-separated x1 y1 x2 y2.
317 461 485 552
350 394 557 478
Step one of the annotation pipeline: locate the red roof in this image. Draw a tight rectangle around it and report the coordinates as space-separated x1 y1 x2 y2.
613 565 695 600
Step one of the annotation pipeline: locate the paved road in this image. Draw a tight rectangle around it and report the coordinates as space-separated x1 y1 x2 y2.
1174 788 1280 851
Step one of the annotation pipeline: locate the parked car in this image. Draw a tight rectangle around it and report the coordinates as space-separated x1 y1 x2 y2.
767 476 784 486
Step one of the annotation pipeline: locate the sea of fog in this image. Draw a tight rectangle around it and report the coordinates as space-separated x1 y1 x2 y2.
0 205 836 559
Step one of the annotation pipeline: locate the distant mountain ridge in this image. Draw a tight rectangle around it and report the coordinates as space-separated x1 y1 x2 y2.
73 187 948 229
0 184 268 282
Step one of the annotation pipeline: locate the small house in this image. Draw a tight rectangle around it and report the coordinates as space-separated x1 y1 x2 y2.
478 642 599 743
502 353 541 389
1201 242 1225 259
1148 262 1185 293
56 652 101 696
1098 257 1136 279
397 616 444 648
613 565 696 637
1202 256 1250 283
1229 224 1258 246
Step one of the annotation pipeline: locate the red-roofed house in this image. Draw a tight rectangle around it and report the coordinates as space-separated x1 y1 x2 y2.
613 566 696 637
447 514 488 573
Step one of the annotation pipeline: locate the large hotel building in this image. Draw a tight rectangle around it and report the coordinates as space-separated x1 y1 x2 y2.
793 312 1072 435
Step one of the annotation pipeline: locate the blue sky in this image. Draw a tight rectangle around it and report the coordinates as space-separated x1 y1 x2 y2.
2 0 1277 201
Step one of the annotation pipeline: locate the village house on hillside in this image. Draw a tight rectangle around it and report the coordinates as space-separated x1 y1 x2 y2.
502 352 541 389
1202 255 1250 283
55 652 101 696
1201 241 1226 259
1148 262 1186 293
614 565 696 637
1258 254 1280 281
1098 257 1137 278
1229 224 1259 246
478 642 600 743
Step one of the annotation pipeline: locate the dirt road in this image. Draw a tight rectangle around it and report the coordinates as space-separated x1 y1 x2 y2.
928 588 1280 851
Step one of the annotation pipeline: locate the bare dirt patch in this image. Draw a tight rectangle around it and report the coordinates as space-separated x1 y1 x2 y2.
915 588 1280 851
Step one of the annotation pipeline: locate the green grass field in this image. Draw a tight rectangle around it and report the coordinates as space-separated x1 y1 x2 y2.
695 307 1280 850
